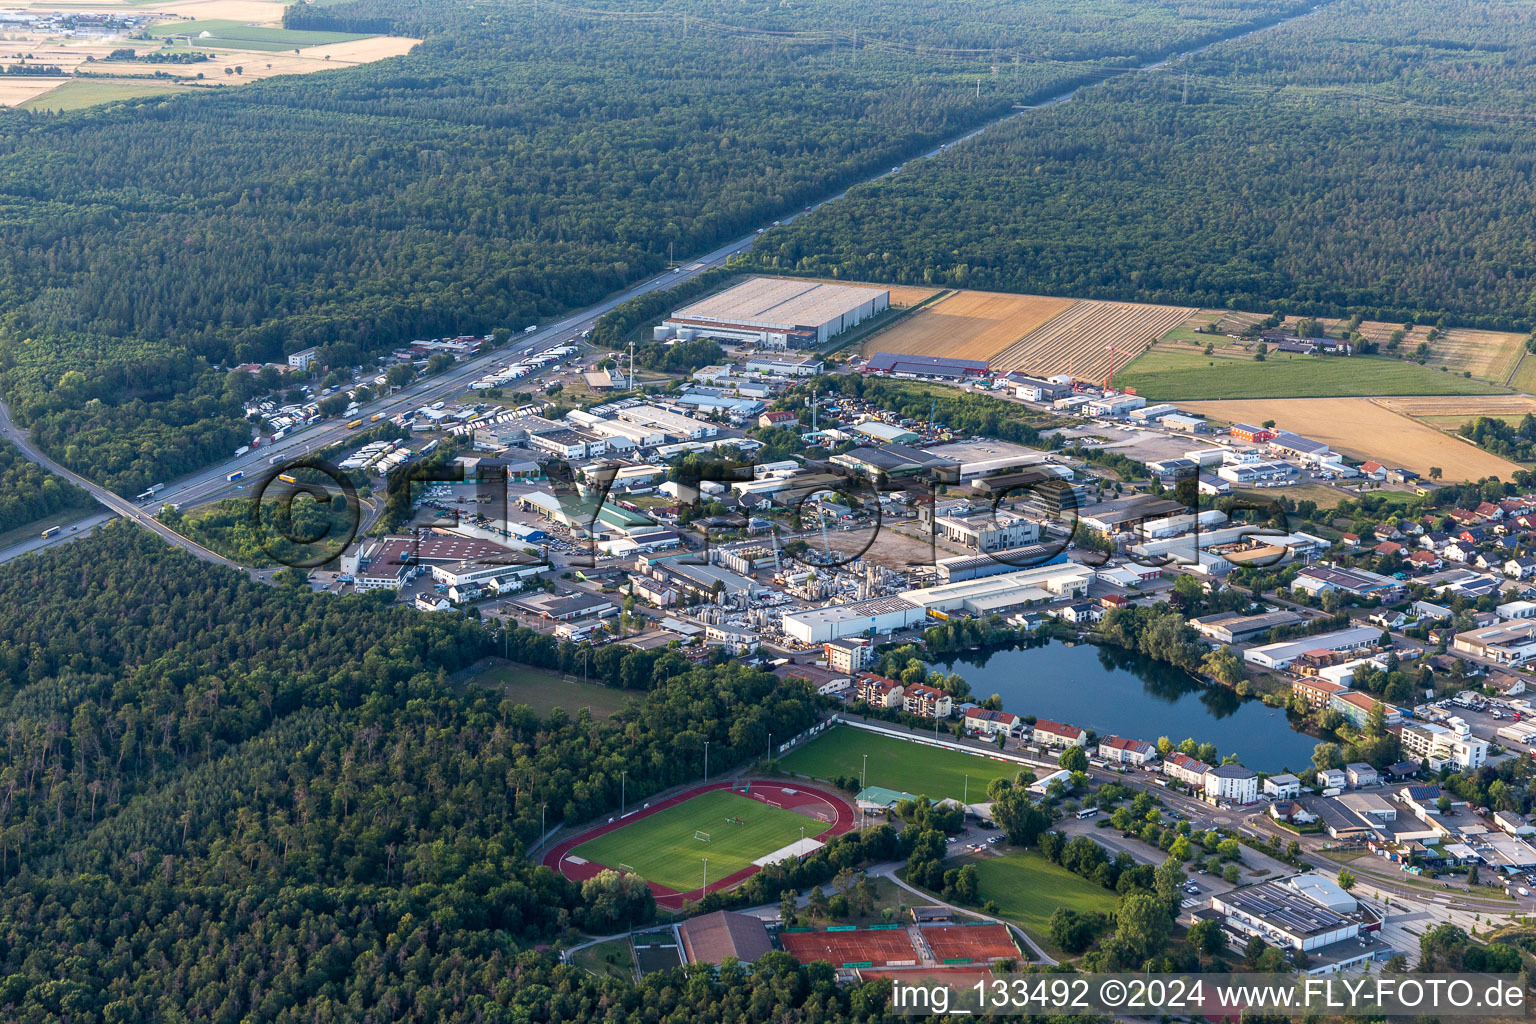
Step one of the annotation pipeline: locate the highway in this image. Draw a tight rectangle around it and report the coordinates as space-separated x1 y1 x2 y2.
0 398 239 568
0 0 1342 568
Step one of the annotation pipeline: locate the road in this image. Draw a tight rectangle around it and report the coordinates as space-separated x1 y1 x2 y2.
0 0 1343 568
0 398 239 569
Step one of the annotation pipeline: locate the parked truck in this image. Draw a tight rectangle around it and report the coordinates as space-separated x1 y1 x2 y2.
234 445 250 457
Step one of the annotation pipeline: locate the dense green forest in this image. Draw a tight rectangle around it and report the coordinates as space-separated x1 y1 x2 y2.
0 526 841 1019
0 0 1309 496
0 439 93 534
756 0 1536 329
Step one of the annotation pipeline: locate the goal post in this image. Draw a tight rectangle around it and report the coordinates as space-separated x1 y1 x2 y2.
694 830 712 843
617 862 636 874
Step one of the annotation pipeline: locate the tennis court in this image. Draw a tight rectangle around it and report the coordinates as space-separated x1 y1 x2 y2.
921 924 1021 963
779 927 920 968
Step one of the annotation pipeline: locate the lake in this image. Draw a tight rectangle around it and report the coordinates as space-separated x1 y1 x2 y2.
929 640 1319 772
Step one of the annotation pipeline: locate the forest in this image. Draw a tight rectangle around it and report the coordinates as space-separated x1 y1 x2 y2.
0 526 845 1020
756 0 1536 330
0 0 1312 496
0 438 93 534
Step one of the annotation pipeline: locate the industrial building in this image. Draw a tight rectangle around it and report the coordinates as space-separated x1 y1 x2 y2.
1400 717 1489 771
899 563 1095 616
1242 626 1381 670
934 545 1066 583
663 277 889 349
863 352 990 380
1206 877 1389 973
933 509 1041 553
853 421 920 445
1189 610 1304 643
781 597 924 644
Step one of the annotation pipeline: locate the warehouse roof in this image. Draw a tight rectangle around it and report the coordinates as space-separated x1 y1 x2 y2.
672 277 887 328
865 352 990 377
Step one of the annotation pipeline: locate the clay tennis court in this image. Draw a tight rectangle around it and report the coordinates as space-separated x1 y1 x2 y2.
921 923 1020 962
863 290 1073 362
779 927 920 967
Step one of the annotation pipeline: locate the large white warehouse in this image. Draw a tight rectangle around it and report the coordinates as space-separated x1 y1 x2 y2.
782 597 923 645
664 277 889 349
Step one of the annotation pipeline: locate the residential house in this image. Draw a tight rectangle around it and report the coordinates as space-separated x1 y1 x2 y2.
1407 550 1443 571
1269 800 1318 825
1359 461 1388 481
964 708 1022 738
1060 602 1104 625
903 683 953 719
1264 773 1302 799
1098 736 1158 767
1506 557 1536 580
1330 690 1401 729
855 674 904 708
1292 677 1348 708
1345 763 1380 788
1318 768 1348 791
1205 764 1260 805
1163 752 1211 787
1032 719 1087 749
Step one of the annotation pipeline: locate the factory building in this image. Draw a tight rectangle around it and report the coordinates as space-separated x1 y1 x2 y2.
933 509 1041 553
899 563 1096 616
663 277 889 349
782 597 925 645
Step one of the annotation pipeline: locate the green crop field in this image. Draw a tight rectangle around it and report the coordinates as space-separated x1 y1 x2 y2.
147 20 370 50
571 790 828 892
1116 346 1503 401
966 851 1119 956
778 727 1018 803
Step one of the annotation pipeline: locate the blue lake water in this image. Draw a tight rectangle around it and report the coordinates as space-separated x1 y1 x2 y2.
929 640 1319 772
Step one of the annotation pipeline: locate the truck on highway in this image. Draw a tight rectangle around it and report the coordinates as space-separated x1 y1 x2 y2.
234 445 250 457
370 413 383 422
278 473 299 485
524 324 538 334
40 526 60 539
227 471 244 483
346 419 364 429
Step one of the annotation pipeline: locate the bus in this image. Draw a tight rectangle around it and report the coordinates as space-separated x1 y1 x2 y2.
227 471 244 483
278 473 298 485
1076 807 1100 820
346 419 364 429
370 413 383 422
40 526 60 539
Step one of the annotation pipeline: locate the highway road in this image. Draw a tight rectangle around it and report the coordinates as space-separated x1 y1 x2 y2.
0 398 239 568
0 0 1342 568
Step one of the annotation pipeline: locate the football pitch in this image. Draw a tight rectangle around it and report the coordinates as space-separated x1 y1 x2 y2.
778 727 1018 803
570 790 829 892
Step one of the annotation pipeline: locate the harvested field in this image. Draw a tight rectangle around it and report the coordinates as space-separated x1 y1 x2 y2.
1278 316 1527 385
0 77 68 106
1377 395 1536 419
861 290 1072 362
991 300 1194 381
1181 398 1526 481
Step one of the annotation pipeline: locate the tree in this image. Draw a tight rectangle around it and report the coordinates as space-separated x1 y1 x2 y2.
1312 742 1344 772
1188 918 1225 962
1337 869 1356 891
1058 745 1089 773
1113 891 1173 964
992 789 1050 847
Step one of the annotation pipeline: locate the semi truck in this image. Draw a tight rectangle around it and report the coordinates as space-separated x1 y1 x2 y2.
227 471 244 482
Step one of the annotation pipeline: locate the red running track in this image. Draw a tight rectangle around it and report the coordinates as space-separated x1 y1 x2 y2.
541 779 857 910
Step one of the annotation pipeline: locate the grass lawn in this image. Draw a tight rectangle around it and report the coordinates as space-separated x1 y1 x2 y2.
966 851 1119 957
1117 346 1504 401
469 662 640 721
778 726 1019 803
571 937 635 981
20 80 184 111
572 790 828 892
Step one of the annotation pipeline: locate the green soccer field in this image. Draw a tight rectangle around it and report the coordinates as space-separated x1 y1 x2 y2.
570 790 830 892
778 726 1018 803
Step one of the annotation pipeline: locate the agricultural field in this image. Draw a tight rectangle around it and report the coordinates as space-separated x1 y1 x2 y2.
0 0 418 109
958 851 1118 958
862 290 1073 362
1274 316 1528 386
989 300 1194 381
467 662 641 721
1116 344 1504 401
859 288 1191 383
1181 398 1526 481
778 726 1018 803
570 790 828 892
